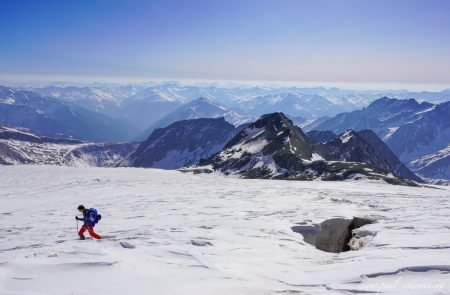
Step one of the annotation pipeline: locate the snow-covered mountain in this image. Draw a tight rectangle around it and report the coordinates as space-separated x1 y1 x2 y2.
127 117 237 169
28 85 144 120
314 97 435 139
21 83 450 130
137 97 253 140
29 86 124 117
315 129 421 182
409 145 450 183
194 113 418 184
20 84 392 131
235 93 354 119
313 97 450 181
120 86 188 128
0 86 136 142
28 85 188 130
385 101 450 163
0 125 138 166
393 88 450 104
29 85 141 104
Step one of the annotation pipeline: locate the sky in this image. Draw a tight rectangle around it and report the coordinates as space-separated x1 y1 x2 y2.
1 0 450 86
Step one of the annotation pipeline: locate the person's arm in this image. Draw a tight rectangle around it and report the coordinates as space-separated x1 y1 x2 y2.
82 210 90 223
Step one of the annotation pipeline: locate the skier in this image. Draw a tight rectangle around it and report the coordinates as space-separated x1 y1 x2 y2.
75 205 102 240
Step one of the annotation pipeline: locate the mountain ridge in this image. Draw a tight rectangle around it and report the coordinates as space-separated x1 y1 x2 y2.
127 117 238 169
194 112 419 185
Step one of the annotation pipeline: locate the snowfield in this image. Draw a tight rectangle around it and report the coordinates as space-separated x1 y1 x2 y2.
0 166 449 295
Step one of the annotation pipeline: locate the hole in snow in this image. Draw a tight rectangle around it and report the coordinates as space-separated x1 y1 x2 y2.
191 240 213 247
291 217 374 253
119 241 136 249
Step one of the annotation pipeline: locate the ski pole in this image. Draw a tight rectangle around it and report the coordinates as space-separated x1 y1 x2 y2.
76 219 79 239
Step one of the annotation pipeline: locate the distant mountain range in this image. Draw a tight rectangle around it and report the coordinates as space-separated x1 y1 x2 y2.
0 112 421 186
1 83 448 184
0 86 136 142
13 82 450 126
313 97 435 139
236 93 354 119
23 84 372 134
136 97 253 140
313 97 450 182
29 85 134 118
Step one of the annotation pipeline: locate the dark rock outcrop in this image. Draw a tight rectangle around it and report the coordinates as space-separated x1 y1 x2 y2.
316 129 422 182
292 217 374 253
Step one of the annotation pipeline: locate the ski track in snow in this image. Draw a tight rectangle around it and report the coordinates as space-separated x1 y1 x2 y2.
0 165 449 294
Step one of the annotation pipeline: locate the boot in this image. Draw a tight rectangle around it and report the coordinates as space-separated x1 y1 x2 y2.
79 234 86 240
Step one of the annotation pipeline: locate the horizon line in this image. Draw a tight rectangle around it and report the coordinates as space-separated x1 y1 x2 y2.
1 72 449 92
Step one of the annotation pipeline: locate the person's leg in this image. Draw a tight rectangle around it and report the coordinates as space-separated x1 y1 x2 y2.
87 226 101 239
78 226 87 240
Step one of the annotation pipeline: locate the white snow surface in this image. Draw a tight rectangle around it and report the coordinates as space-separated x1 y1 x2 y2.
1 166 449 295
340 130 354 144
0 139 132 167
0 139 91 166
383 127 399 141
304 153 325 163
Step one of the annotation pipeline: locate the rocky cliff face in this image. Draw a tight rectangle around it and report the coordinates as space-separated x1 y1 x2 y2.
128 117 237 169
316 129 422 182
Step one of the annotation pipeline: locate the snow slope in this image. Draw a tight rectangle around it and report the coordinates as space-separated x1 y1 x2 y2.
0 126 138 167
1 166 449 294
409 145 450 182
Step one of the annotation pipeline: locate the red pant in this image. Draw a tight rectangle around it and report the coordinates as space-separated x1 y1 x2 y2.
79 225 101 239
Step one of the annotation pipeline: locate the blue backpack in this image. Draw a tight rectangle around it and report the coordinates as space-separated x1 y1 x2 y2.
89 208 102 224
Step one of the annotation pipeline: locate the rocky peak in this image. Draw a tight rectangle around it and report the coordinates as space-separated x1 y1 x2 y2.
224 112 313 160
319 129 422 182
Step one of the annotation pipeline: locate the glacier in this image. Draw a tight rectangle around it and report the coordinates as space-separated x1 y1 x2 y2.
0 165 449 294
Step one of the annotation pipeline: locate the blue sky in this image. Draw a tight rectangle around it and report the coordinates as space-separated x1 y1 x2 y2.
1 0 450 85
